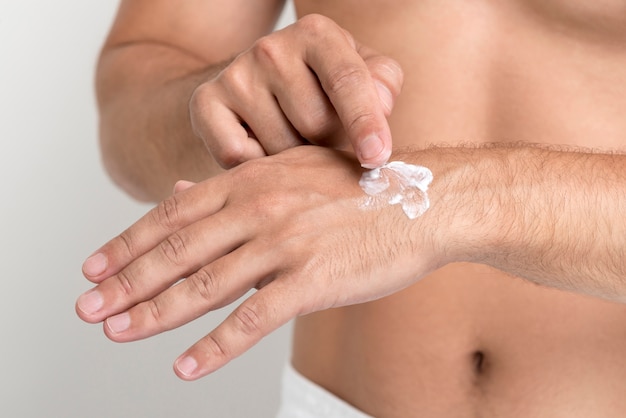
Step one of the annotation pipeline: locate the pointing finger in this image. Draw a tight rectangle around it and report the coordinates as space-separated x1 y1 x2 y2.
299 15 392 168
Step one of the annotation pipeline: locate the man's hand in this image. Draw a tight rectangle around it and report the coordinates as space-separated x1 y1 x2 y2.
75 146 438 380
190 14 404 169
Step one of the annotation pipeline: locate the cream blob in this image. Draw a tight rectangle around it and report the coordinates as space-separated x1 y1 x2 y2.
359 161 433 219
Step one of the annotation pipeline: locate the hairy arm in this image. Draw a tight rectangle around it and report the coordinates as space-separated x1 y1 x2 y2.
97 2 402 202
76 143 626 379
412 143 626 301
96 0 285 201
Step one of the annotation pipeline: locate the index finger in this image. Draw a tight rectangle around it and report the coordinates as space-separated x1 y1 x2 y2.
81 177 229 283
300 16 392 168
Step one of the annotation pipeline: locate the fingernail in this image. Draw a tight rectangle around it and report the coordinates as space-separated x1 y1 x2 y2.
77 290 103 315
176 355 198 377
173 180 195 195
375 81 393 113
360 134 386 167
106 312 130 334
83 253 108 277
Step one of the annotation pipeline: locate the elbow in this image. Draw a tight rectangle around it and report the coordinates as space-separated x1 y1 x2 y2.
95 69 165 203
95 61 156 203
98 123 160 204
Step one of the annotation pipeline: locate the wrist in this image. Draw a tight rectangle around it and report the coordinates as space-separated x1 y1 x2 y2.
392 146 511 268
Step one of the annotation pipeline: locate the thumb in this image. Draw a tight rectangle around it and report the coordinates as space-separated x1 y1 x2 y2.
172 180 197 195
367 57 404 117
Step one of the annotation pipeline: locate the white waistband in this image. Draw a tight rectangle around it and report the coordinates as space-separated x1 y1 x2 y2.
275 362 375 418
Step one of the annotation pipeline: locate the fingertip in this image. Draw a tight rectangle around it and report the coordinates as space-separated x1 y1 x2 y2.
173 180 196 195
75 289 109 325
174 355 202 381
104 312 131 337
82 252 108 279
358 134 391 169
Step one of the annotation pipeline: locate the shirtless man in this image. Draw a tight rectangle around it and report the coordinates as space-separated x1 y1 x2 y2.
76 0 626 416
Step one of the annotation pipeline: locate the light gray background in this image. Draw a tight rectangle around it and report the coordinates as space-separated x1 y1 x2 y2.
0 1 296 417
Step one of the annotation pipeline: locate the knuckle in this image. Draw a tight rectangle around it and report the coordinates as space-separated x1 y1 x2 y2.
295 106 335 140
297 13 333 37
206 334 229 358
214 140 246 169
159 232 188 266
152 195 182 231
347 109 378 135
188 268 220 303
117 229 137 258
146 299 163 324
115 269 135 297
232 304 263 336
252 35 283 65
189 82 213 114
189 86 221 140
218 62 249 96
326 65 368 96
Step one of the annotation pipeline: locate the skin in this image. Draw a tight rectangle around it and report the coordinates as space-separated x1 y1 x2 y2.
95 0 399 200
80 0 626 416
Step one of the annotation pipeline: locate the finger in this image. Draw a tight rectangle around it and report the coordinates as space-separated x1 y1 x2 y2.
190 94 266 169
233 88 306 155
300 16 392 168
173 279 301 380
103 241 277 342
76 210 249 323
173 180 196 195
197 60 304 159
81 179 228 283
251 36 340 144
272 63 343 146
360 49 404 117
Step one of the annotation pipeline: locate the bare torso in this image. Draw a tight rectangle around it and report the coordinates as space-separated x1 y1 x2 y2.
291 1 626 416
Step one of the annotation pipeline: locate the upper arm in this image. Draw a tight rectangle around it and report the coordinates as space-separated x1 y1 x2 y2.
94 0 287 199
103 0 287 63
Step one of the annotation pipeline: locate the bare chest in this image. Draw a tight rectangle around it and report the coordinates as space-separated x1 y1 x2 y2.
295 0 626 151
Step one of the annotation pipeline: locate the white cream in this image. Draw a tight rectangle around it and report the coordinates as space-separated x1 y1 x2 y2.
359 161 433 219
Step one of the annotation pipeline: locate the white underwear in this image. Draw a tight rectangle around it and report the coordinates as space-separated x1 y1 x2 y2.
275 363 375 418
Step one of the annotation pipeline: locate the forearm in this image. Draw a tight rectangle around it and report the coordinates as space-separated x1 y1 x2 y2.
96 43 228 202
409 144 626 301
